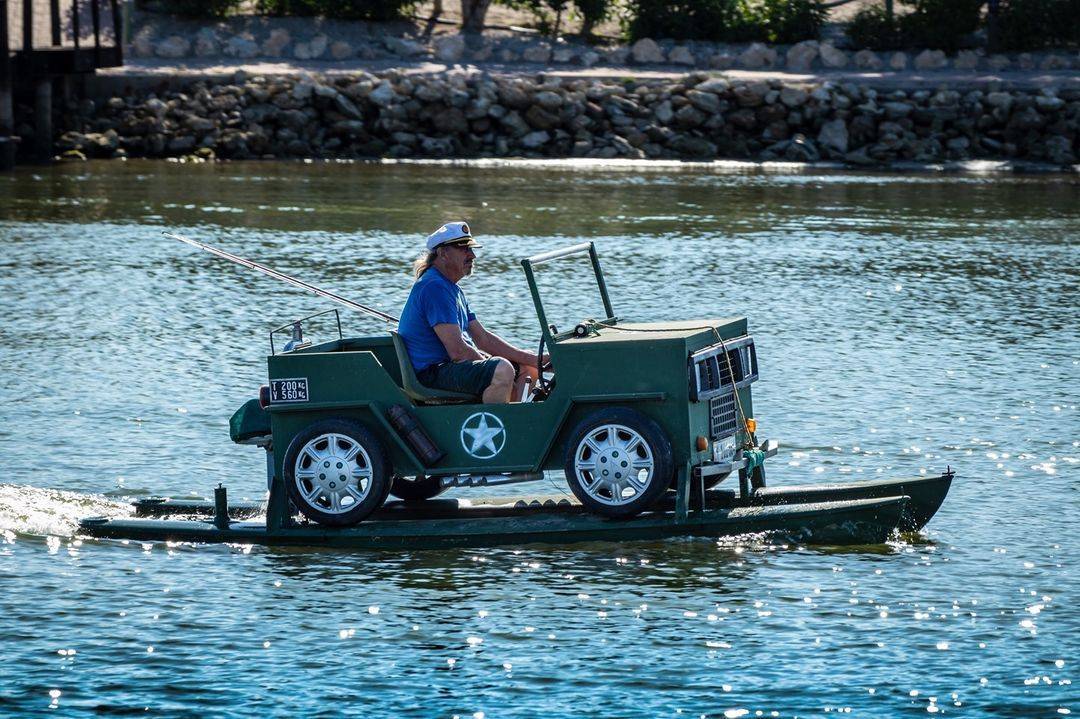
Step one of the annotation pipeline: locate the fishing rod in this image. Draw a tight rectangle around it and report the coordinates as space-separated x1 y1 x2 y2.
164 232 399 325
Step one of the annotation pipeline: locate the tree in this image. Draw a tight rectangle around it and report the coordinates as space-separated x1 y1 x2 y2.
461 0 494 32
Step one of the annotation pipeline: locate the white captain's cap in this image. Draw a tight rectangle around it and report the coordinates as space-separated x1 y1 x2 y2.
426 221 481 251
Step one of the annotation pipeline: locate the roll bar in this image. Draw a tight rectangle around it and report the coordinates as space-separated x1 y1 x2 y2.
520 242 615 346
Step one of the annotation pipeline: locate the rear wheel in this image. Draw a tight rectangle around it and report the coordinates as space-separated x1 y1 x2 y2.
390 474 445 502
283 418 391 527
563 407 674 518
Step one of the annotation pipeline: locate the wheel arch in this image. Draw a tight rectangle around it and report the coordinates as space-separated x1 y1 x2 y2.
539 396 675 473
271 403 425 480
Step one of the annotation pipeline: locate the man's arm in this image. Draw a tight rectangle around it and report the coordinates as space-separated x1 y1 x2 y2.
434 324 486 363
468 320 540 367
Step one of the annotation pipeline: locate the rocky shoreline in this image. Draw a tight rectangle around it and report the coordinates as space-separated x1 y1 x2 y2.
130 13 1080 75
50 70 1079 167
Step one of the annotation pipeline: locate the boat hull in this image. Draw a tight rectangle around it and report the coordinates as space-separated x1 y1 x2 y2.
749 471 953 531
82 496 909 549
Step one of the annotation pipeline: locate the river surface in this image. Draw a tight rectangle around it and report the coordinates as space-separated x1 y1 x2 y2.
0 161 1077 718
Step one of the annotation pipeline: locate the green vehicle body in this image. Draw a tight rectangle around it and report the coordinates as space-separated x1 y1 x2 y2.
258 243 759 527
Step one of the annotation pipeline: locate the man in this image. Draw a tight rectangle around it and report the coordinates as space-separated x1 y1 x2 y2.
398 221 544 404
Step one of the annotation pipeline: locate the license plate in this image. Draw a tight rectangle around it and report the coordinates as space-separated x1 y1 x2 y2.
270 378 309 403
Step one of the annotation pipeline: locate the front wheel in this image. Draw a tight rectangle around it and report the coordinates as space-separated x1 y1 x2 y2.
283 418 391 527
563 407 674 518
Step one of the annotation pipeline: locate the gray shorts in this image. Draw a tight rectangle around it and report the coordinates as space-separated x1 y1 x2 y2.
417 358 504 397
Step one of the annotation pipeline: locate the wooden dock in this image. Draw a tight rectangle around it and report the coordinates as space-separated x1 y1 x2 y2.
2 0 123 168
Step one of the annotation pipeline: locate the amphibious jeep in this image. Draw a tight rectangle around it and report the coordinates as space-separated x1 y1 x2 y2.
235 242 763 527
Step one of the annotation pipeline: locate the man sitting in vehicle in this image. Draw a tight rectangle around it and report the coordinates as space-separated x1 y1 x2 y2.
398 222 544 404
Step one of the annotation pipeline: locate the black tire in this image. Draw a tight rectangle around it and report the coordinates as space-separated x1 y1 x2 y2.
563 407 674 518
282 418 392 527
390 474 445 502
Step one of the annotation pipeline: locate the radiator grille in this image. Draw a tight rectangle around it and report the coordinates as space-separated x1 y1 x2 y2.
710 391 738 440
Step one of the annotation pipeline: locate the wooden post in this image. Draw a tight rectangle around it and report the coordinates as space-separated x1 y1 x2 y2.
34 76 53 162
1 0 14 170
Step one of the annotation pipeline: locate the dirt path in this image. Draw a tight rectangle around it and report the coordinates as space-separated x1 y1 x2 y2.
99 56 1080 92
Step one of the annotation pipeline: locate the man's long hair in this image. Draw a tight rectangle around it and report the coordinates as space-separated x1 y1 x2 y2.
412 249 438 279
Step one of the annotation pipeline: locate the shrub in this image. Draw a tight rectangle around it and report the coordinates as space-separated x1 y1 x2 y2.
745 0 827 44
846 4 905 50
154 0 244 18
846 0 982 51
255 0 418 21
901 0 983 51
993 0 1080 49
621 0 821 43
622 0 745 42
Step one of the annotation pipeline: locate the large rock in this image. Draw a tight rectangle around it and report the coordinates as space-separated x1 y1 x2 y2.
883 101 912 119
817 118 848 153
386 37 427 57
155 36 190 59
1035 94 1065 112
522 43 553 63
631 39 664 64
552 46 575 63
739 43 776 69
708 52 736 69
854 50 882 70
262 29 291 57
193 28 219 58
669 135 716 158
498 83 532 109
534 91 563 111
330 41 354 60
433 108 469 134
819 43 848 69
779 87 807 108
786 40 818 71
668 46 695 66
733 82 768 107
295 34 328 60
695 77 730 94
434 35 466 63
686 89 721 113
674 105 705 128
654 100 674 124
914 49 947 70
579 51 600 67
368 82 398 107
131 29 155 58
1041 55 1070 70
225 34 259 59
954 50 980 70
524 105 560 130
1044 135 1076 164
520 130 550 149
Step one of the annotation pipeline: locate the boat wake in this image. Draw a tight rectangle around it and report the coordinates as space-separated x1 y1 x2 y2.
0 484 130 539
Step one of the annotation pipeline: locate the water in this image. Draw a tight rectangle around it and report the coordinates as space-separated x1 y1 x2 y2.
1 161 1077 717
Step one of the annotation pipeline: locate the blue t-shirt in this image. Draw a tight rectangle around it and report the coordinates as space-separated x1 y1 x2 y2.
398 267 477 371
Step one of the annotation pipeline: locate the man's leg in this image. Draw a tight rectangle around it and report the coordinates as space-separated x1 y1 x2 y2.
482 359 515 404
512 364 539 402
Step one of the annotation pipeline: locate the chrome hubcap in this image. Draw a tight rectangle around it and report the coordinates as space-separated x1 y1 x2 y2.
574 424 654 506
293 433 372 515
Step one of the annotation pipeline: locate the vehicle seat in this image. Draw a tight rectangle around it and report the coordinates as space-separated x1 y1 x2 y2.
390 330 476 405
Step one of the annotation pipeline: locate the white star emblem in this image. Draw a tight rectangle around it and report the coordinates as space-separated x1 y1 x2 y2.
460 412 506 459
